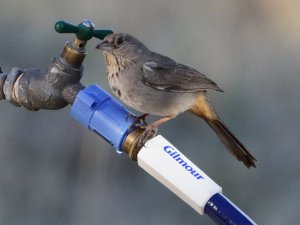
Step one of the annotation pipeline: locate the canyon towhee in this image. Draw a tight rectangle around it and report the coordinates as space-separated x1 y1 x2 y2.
96 33 256 168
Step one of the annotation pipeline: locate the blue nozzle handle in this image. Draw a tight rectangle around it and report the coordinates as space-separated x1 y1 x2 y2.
71 84 135 152
205 193 256 225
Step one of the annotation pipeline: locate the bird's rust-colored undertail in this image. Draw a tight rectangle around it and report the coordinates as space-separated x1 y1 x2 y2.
190 96 257 168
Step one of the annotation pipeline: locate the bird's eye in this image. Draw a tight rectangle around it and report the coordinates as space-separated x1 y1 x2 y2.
116 36 124 46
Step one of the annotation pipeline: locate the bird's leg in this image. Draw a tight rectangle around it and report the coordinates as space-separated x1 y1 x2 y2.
137 115 176 148
127 113 149 126
126 113 135 122
137 113 149 125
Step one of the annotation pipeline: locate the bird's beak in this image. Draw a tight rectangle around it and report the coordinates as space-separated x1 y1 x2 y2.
95 41 113 51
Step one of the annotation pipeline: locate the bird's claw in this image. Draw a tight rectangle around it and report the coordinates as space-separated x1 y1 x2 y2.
136 124 158 149
127 113 148 126
126 113 135 122
126 113 156 148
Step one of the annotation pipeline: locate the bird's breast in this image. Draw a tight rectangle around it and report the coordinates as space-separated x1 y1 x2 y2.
103 52 121 75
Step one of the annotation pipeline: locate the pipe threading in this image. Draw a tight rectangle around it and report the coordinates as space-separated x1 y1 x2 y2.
0 73 7 99
60 41 86 68
123 127 149 161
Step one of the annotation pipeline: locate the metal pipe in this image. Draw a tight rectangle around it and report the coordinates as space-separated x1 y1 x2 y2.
14 58 84 110
0 73 7 100
1 67 24 106
0 38 86 110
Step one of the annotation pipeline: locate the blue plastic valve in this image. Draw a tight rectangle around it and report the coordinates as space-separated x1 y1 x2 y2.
71 84 135 152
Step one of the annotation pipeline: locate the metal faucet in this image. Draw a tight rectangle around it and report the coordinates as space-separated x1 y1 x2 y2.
0 20 112 110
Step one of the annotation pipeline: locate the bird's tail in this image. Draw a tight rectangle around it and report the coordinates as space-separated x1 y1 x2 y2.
190 95 257 168
205 119 256 168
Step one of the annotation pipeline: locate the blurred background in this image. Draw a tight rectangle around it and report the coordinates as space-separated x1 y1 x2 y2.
0 0 299 224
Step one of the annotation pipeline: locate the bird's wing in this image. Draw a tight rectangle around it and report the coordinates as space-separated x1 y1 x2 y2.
141 56 223 93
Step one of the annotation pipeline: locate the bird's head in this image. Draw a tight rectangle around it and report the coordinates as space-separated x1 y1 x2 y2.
96 33 148 59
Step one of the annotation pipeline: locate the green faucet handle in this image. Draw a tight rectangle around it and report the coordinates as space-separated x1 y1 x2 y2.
55 20 113 41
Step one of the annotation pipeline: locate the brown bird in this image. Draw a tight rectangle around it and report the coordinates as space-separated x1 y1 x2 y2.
96 33 256 168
